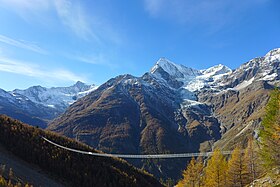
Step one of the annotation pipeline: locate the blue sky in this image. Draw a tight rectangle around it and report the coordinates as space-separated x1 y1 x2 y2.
0 0 279 90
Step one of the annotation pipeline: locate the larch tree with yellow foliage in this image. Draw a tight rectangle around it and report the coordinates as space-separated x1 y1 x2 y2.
227 146 248 187
244 137 261 184
203 149 228 187
177 157 204 187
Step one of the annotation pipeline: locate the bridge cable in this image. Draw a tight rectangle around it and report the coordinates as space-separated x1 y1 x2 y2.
42 136 232 159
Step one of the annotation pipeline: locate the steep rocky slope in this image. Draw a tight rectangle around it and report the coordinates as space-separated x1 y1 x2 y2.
48 48 280 180
199 48 280 150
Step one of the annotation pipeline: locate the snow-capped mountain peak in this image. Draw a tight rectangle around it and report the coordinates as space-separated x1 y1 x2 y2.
71 81 88 90
149 58 201 89
265 48 280 57
150 58 232 92
151 57 200 78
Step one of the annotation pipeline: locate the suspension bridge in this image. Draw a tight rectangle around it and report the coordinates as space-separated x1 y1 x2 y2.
42 136 233 159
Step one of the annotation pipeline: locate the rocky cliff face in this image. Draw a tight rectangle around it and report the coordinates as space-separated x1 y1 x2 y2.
48 48 279 180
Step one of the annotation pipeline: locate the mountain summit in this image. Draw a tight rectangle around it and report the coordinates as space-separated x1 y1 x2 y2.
151 57 200 78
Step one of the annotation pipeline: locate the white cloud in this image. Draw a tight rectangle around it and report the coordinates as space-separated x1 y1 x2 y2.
0 57 86 82
0 0 50 11
74 55 106 65
0 34 48 54
0 0 96 40
0 0 51 22
53 0 97 40
144 0 163 16
69 51 113 65
66 53 119 70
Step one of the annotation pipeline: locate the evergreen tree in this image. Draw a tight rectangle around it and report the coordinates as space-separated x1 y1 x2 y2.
204 149 228 187
227 146 248 187
259 89 280 169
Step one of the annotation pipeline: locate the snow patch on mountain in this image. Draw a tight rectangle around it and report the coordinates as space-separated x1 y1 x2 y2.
260 73 278 81
185 64 232 91
201 64 232 76
264 48 280 62
76 85 99 97
180 99 204 108
234 77 255 90
0 89 14 100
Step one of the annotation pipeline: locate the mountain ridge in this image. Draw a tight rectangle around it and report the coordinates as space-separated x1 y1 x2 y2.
0 81 97 127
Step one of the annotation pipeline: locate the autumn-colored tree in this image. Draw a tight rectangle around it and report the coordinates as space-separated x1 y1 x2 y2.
244 137 261 184
0 176 7 187
259 88 280 169
196 157 204 187
227 146 248 187
203 149 228 187
177 157 204 187
179 157 197 187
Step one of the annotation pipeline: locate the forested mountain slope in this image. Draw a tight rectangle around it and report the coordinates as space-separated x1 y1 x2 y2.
0 115 162 187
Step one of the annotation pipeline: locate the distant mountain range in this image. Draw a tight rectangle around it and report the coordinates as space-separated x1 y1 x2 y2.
0 48 279 180
0 81 97 127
